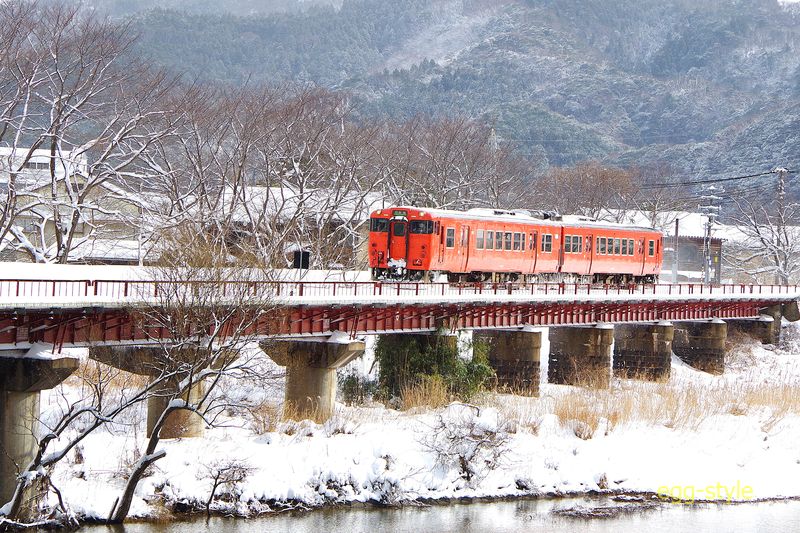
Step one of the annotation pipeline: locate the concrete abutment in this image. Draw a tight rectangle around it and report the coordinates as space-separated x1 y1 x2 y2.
728 305 782 345
548 326 613 388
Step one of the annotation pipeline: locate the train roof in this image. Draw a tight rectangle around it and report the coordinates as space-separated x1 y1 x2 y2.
373 206 660 234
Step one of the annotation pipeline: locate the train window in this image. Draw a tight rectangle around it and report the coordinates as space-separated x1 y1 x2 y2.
529 233 536 250
542 234 552 252
573 236 582 253
393 222 406 237
495 231 503 250
504 232 512 250
522 233 526 251
476 229 485 250
370 218 389 232
409 220 433 234
461 227 469 247
621 239 628 255
446 228 455 248
648 240 655 256
598 237 606 255
628 239 635 255
486 231 494 250
564 235 572 253
613 238 621 255
513 233 522 251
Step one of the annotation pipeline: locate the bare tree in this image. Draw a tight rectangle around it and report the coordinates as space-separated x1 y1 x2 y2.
0 1 179 263
380 116 532 211
0 359 156 524
531 161 636 219
726 169 800 284
199 459 254 518
106 238 281 524
615 163 694 229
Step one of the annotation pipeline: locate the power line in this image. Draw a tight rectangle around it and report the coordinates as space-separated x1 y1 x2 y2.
638 169 797 190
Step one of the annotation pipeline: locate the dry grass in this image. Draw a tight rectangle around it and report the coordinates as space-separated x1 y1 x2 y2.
485 376 800 440
279 401 328 425
65 359 148 392
400 376 450 411
248 400 280 435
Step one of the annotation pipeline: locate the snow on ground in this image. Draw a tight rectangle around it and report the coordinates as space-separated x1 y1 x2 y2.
40 322 800 519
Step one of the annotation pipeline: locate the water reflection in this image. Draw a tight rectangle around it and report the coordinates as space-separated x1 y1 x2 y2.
89 497 800 533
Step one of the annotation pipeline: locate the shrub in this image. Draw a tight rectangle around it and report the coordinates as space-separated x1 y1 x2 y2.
338 370 378 406
375 331 494 407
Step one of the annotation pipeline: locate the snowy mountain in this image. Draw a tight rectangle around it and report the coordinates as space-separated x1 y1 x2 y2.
121 0 799 183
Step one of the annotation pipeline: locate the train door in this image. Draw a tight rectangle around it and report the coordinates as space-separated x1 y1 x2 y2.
459 225 470 272
436 221 445 264
586 233 594 276
388 219 408 265
639 238 647 276
529 230 539 274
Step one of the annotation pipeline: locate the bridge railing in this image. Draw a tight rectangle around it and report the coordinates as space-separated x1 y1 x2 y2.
0 279 798 304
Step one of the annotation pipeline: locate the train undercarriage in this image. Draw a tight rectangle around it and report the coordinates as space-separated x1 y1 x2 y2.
371 268 658 285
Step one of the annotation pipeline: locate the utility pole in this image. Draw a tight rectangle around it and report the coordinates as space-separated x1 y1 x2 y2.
700 185 721 284
774 167 788 284
672 217 679 283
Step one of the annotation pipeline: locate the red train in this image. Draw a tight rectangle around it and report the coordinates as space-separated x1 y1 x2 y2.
368 206 662 283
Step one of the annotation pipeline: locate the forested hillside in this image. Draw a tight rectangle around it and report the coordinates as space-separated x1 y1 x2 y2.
112 0 799 180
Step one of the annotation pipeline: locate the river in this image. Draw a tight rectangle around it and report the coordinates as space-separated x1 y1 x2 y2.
85 496 800 532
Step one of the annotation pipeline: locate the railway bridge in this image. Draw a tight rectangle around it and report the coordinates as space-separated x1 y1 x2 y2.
1 270 799 503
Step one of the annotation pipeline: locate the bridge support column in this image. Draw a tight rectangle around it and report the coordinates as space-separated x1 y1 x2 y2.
673 320 727 374
89 346 210 439
548 326 613 388
783 301 800 322
476 330 540 396
729 305 782 345
267 338 365 423
613 322 673 381
0 354 78 514
146 378 206 439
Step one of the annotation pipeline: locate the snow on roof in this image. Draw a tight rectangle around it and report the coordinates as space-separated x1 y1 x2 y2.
595 208 800 244
68 239 147 263
220 185 384 224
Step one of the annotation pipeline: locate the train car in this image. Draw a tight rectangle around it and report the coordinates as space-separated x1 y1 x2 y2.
367 206 662 283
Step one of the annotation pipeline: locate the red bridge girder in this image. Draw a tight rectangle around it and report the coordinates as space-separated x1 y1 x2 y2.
0 298 783 349
286 299 771 337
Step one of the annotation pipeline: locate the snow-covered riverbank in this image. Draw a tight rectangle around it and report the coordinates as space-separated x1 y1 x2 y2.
44 323 800 519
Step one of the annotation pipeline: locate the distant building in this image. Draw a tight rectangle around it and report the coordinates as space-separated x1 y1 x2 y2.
0 147 147 264
0 146 88 184
662 234 723 284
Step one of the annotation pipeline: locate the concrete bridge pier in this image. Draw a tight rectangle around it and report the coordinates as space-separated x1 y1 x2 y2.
0 353 78 511
613 322 674 381
267 338 365 423
476 330 541 396
89 346 209 439
673 320 728 374
146 378 207 439
548 325 613 388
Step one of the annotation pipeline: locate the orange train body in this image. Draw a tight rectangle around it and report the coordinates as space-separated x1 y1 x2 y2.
367 207 662 283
